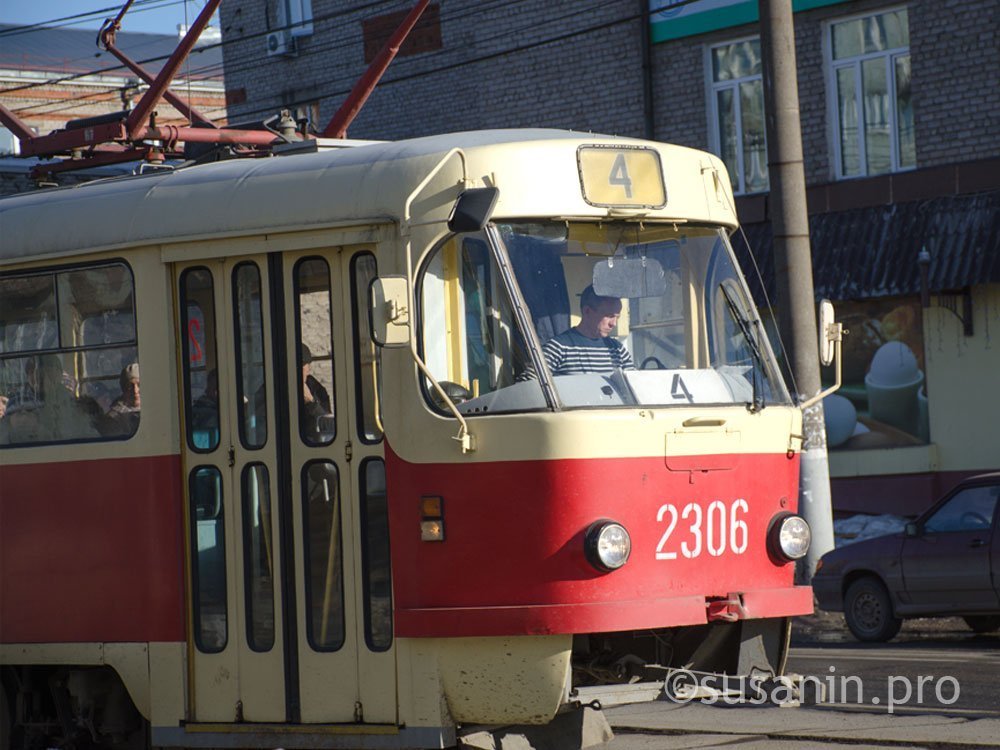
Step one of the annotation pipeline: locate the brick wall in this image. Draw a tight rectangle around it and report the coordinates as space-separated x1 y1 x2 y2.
221 0 647 139
219 0 999 184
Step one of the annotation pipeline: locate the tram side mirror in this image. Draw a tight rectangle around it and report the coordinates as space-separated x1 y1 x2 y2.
448 187 500 232
818 299 838 366
370 276 410 348
593 256 667 298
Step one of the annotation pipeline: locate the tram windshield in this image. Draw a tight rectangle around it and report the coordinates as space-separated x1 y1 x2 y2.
418 221 791 415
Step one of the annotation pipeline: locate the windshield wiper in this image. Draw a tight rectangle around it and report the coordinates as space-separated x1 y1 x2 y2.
720 283 766 413
484 224 561 411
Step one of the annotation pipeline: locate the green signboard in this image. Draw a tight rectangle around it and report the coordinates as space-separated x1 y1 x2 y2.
651 0 851 43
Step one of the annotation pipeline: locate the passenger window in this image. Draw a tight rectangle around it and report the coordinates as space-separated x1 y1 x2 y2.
924 486 999 534
233 263 267 449
351 254 383 443
242 463 275 652
360 458 392 651
302 460 345 651
190 466 227 653
294 258 336 445
0 263 138 446
180 268 220 452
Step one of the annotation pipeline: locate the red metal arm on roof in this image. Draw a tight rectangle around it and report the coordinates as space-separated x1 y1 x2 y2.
32 148 160 177
100 38 216 128
124 0 222 138
17 122 280 157
322 0 430 138
0 103 37 148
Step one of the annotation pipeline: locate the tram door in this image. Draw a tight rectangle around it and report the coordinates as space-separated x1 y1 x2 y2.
176 248 395 726
286 247 395 725
178 256 286 722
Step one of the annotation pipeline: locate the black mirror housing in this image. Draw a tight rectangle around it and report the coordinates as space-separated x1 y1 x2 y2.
448 187 500 233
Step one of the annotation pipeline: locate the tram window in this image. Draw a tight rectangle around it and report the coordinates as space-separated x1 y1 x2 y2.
302 460 345 651
189 466 227 653
233 263 268 449
418 235 544 416
180 268 220 452
350 253 383 443
294 258 336 445
360 457 392 651
0 263 139 446
242 463 275 652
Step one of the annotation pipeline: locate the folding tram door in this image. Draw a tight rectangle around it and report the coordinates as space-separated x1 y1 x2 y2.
175 246 395 728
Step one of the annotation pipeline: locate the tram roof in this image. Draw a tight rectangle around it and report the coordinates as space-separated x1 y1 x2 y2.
0 129 737 265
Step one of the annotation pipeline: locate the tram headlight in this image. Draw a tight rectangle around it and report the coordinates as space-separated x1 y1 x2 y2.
584 520 631 572
768 513 811 562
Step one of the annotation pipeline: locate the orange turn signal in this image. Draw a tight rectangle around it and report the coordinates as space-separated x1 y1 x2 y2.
420 496 444 542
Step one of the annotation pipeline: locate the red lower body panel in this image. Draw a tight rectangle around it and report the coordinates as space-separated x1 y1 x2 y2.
386 446 806 637
0 454 185 643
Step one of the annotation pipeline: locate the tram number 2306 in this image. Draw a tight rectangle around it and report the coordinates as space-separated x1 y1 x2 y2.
655 499 749 560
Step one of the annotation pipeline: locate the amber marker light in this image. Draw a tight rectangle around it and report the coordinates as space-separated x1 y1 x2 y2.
421 496 445 541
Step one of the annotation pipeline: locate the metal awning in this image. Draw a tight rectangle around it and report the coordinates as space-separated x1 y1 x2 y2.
733 189 1000 304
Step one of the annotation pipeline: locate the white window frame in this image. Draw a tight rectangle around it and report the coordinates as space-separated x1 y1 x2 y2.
279 0 313 37
824 6 913 179
704 35 769 196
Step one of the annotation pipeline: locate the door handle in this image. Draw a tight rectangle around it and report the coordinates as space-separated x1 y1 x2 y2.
682 417 727 428
969 538 987 548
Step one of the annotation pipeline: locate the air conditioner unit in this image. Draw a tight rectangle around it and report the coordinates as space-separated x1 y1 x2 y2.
266 31 297 57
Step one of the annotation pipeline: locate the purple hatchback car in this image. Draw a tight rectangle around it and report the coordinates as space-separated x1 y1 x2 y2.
813 473 1000 642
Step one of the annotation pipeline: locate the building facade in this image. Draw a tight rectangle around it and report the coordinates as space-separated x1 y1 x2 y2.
219 0 998 515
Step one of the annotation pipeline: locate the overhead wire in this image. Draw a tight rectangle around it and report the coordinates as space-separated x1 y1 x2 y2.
0 0 186 37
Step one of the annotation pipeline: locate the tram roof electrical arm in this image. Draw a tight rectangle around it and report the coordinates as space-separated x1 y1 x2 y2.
0 0 432 178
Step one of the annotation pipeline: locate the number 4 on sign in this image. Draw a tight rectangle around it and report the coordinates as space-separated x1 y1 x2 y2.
609 153 633 198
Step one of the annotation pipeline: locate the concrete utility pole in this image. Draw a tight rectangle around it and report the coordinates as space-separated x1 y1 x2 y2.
757 0 834 581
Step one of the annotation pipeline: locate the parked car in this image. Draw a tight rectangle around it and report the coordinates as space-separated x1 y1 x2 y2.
813 472 1000 642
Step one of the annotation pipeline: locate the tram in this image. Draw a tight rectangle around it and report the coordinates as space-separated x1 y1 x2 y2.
0 129 837 749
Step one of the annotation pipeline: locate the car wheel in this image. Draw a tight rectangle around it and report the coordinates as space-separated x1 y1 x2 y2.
962 615 1000 633
844 577 902 642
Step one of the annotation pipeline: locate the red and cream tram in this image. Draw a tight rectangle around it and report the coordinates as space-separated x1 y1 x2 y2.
0 130 831 749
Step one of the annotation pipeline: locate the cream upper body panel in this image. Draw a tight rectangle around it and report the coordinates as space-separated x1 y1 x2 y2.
0 130 737 266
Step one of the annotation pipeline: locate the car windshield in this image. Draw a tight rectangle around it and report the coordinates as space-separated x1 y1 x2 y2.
417 221 790 415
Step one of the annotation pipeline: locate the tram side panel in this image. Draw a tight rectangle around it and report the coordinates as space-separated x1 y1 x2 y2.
0 251 187 745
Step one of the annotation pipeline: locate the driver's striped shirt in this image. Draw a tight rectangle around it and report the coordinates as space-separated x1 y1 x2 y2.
529 328 635 376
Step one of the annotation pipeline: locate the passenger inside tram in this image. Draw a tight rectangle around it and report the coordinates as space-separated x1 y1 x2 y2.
300 344 333 438
105 363 141 436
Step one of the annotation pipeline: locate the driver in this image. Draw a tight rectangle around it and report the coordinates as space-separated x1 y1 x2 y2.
531 285 635 376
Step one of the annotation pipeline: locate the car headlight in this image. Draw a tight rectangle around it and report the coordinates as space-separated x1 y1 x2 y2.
584 520 631 572
768 513 811 562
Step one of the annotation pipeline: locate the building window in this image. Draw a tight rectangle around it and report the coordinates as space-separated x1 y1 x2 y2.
708 38 768 195
362 3 442 64
278 0 313 37
0 126 19 155
828 7 913 178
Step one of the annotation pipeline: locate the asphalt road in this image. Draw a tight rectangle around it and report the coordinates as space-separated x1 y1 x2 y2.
597 616 1000 749
789 614 1000 717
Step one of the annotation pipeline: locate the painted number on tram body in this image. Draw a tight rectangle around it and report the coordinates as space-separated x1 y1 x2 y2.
655 499 749 560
